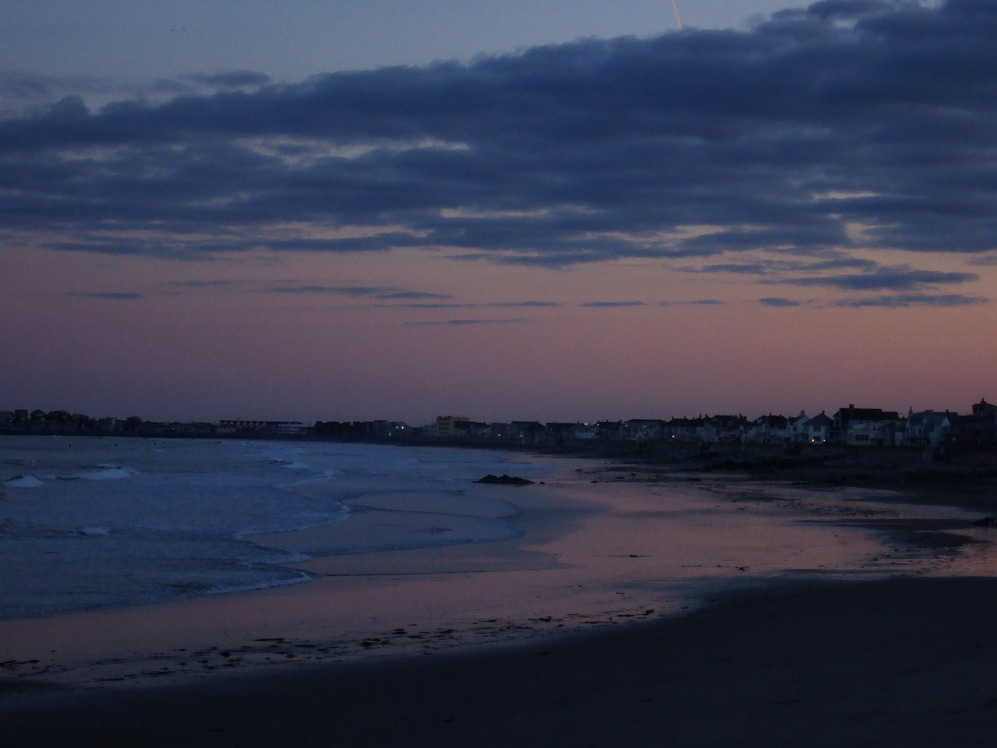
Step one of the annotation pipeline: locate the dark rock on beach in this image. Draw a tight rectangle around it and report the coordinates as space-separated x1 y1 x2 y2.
475 474 533 486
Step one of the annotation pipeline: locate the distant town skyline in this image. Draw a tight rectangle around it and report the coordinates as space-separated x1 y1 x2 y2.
6 398 996 453
3 396 987 431
2 2 995 425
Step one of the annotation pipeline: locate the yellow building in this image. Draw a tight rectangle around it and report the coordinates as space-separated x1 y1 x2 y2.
435 415 470 438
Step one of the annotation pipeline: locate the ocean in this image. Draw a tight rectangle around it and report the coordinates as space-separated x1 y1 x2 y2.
0 436 550 621
1 435 991 628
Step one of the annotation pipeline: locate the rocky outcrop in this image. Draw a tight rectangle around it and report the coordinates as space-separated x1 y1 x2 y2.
475 474 534 486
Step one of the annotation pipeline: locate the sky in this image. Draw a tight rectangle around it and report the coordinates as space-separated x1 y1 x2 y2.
2 0 995 426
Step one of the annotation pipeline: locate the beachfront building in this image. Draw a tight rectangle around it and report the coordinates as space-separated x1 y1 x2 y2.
701 415 749 444
833 405 902 446
596 421 624 441
746 414 790 444
216 419 309 437
435 415 471 438
623 419 665 441
786 411 834 444
509 421 547 443
951 399 997 447
900 410 955 449
802 412 834 444
663 417 703 442
544 422 592 443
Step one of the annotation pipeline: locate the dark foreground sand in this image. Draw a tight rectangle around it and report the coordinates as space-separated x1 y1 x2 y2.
5 576 997 747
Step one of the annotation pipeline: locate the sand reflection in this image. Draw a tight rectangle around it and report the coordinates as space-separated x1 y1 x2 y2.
0 467 991 690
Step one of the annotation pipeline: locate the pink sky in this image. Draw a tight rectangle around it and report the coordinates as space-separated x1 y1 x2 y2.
3 242 994 425
2 2 996 425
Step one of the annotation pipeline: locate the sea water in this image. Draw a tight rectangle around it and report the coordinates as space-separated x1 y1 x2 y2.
0 436 550 621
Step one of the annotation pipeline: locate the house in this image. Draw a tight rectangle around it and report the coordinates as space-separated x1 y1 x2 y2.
435 415 470 438
488 422 510 439
833 405 902 446
901 410 954 448
952 399 997 447
664 417 703 442
801 412 834 444
623 419 664 441
746 414 790 444
596 421 623 441
787 411 834 444
701 415 749 444
276 421 310 436
509 421 546 443
973 398 997 422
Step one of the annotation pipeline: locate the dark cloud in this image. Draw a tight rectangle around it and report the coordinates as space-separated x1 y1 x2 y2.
406 318 528 326
773 265 978 291
375 290 452 301
580 301 645 308
2 1 996 269
266 285 450 301
0 71 262 117
660 299 726 305
968 253 997 266
169 280 238 288
398 300 560 309
69 291 143 300
693 254 897 276
183 72 272 90
694 262 777 275
834 293 988 307
759 297 801 307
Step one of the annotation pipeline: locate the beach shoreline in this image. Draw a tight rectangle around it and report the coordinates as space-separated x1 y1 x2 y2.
3 444 997 745
5 575 997 747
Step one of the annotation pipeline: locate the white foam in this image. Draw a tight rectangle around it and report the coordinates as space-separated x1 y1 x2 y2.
0 437 559 621
3 475 46 488
74 465 137 481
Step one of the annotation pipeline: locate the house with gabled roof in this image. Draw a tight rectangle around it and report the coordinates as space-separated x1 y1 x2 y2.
901 410 955 448
746 414 790 444
623 419 664 441
702 414 749 444
833 404 902 446
952 399 997 447
663 417 700 442
800 411 834 444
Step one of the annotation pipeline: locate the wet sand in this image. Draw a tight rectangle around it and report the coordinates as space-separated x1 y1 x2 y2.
3 466 997 746
5 576 997 747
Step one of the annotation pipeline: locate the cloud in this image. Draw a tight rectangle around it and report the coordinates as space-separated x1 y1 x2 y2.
759 297 801 307
0 70 270 118
260 286 560 310
169 280 238 289
2 2 997 268
266 285 451 301
183 72 272 90
580 301 645 308
691 253 896 277
834 293 988 307
397 300 560 309
375 290 453 301
68 291 143 300
406 318 529 326
773 265 979 291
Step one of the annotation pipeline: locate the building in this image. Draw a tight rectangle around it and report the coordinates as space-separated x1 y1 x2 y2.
901 410 954 448
833 405 902 446
435 415 470 438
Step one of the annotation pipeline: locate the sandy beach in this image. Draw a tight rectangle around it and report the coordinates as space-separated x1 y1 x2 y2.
3 454 997 746
5 576 997 747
